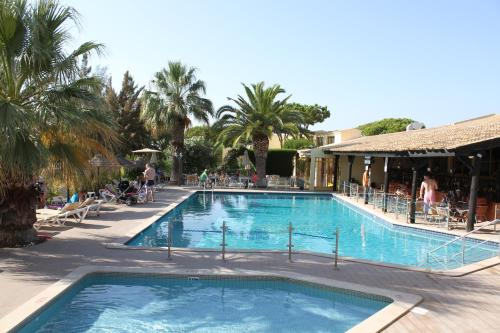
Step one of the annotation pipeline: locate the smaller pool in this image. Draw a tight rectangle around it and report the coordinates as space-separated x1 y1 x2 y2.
16 274 391 333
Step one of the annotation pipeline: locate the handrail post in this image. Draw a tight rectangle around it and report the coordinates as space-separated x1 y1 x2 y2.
220 221 227 261
167 220 172 260
395 196 399 219
334 227 339 270
288 222 293 262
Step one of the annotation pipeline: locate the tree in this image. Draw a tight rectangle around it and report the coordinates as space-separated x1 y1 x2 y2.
183 137 214 174
0 0 118 246
141 61 213 184
358 118 421 136
105 71 151 155
283 138 314 150
216 82 302 186
278 103 330 146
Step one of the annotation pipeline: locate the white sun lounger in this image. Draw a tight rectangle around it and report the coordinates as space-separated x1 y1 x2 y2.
34 207 89 230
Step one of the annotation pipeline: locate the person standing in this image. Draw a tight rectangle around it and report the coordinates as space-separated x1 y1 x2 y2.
419 172 438 219
199 169 208 187
362 168 370 204
144 163 156 202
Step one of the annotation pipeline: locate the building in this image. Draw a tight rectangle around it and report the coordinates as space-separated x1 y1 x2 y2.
299 128 362 188
312 128 362 147
301 114 500 231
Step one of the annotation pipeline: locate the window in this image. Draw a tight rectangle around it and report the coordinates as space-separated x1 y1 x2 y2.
327 136 335 144
316 137 324 146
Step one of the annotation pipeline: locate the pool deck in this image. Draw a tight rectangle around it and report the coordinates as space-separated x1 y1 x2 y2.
1 187 499 332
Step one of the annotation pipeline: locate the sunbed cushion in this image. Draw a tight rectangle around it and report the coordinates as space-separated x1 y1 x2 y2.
79 197 95 208
60 202 80 213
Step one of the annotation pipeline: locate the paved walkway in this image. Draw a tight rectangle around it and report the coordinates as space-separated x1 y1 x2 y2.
0 187 499 332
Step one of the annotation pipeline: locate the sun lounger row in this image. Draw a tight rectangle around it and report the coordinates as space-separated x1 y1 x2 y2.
34 199 104 230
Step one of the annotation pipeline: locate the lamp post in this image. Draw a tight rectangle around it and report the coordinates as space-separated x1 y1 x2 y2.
175 151 184 185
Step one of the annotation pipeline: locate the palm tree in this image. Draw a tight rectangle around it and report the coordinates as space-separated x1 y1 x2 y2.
0 0 118 246
216 82 302 186
141 61 213 184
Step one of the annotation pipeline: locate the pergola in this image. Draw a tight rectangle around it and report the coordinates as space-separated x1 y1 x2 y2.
316 114 500 231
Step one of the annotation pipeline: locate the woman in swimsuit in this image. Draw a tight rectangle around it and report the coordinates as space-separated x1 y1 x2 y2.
419 172 438 218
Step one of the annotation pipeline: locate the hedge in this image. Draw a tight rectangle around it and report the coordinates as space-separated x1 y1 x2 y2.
248 149 297 176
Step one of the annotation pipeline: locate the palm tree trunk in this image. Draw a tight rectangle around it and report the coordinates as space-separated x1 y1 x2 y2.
170 119 185 185
253 134 269 187
0 181 38 247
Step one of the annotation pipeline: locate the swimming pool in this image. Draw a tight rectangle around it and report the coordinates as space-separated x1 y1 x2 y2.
16 273 391 333
127 192 499 270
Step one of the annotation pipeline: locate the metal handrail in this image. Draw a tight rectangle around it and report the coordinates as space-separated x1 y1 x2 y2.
427 219 499 256
425 219 500 267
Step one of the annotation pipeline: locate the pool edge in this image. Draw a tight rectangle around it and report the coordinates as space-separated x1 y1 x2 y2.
0 265 422 333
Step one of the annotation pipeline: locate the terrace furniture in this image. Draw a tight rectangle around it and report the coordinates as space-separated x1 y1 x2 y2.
434 205 464 229
228 177 245 188
34 206 89 230
78 198 104 217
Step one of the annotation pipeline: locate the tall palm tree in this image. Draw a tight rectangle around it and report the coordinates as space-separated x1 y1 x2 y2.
141 61 213 184
0 0 118 246
216 82 302 186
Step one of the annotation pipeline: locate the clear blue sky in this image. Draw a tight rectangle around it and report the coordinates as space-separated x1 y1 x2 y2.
60 0 500 130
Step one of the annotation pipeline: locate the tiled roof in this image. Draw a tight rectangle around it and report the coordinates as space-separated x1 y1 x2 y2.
322 114 500 154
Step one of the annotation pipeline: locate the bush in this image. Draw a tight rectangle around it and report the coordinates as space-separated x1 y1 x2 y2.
283 138 313 150
248 149 297 176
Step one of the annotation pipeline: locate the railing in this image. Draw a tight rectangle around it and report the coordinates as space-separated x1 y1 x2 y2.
342 182 411 220
424 219 500 269
166 220 340 269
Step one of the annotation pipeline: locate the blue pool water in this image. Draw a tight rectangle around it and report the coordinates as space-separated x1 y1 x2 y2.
17 274 390 333
127 192 499 269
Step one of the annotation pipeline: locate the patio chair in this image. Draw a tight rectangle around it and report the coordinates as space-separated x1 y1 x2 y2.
78 198 104 217
434 205 463 229
100 184 118 204
267 175 280 189
228 177 245 188
34 205 88 230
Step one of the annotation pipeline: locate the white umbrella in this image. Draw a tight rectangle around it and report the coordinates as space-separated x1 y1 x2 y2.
243 150 251 170
150 153 158 164
132 148 162 166
132 148 161 153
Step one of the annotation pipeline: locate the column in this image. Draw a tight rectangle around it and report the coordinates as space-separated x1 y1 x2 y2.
383 157 390 212
467 154 482 231
409 167 418 223
309 157 316 191
333 155 340 192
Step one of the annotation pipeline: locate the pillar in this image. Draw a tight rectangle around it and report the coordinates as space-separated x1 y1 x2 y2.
383 157 390 212
333 155 340 192
467 154 482 231
309 157 316 191
347 155 354 196
409 167 418 223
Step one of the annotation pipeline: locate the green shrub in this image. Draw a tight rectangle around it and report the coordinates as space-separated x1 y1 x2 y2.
248 149 297 176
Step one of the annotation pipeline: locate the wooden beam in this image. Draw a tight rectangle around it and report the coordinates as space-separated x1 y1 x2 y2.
466 154 482 231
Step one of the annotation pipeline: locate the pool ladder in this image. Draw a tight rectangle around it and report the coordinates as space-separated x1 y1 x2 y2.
424 219 500 268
